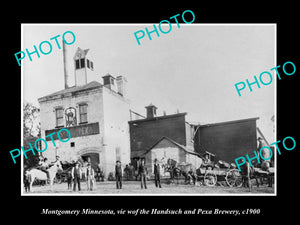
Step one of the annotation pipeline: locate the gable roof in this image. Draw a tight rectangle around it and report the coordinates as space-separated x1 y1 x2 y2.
142 136 203 158
128 112 187 124
38 81 102 103
83 49 90 56
200 117 259 128
73 47 90 59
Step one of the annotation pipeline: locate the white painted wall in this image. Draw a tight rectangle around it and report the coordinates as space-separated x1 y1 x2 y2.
102 87 131 174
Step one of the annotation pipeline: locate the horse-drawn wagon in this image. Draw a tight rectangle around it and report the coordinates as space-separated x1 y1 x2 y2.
163 157 242 187
196 161 242 187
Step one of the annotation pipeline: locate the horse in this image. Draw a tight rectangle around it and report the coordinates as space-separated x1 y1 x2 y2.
162 158 180 184
177 163 197 185
26 161 63 192
162 159 197 185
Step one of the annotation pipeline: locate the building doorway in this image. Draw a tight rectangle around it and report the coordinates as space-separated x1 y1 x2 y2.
81 153 99 172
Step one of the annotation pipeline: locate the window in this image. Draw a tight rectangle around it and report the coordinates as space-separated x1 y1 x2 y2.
75 58 85 69
90 62 94 70
80 58 85 68
87 59 93 70
70 142 75 147
55 108 64 127
79 104 88 123
75 60 80 69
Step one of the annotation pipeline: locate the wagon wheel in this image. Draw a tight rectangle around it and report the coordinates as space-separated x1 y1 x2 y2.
54 173 63 184
204 171 217 186
225 169 242 187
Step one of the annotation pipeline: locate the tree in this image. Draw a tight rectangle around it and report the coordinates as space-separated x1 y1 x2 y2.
23 136 41 168
23 101 41 168
23 101 40 137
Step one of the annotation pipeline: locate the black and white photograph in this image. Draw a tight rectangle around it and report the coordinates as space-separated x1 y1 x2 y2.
3 4 298 221
21 24 276 195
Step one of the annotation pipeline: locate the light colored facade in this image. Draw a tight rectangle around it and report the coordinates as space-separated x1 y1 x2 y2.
38 47 130 177
143 137 203 175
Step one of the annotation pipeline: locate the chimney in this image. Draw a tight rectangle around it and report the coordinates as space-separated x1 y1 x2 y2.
145 103 157 119
102 73 117 92
62 41 69 89
116 76 127 96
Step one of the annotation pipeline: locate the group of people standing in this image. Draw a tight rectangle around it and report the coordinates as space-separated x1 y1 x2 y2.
69 162 95 191
115 158 162 189
34 155 163 192
69 158 162 192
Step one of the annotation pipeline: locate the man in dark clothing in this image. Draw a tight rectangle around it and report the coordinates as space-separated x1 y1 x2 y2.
240 161 252 192
153 158 162 188
96 164 104 182
72 162 82 191
115 160 123 189
24 170 31 192
138 159 147 189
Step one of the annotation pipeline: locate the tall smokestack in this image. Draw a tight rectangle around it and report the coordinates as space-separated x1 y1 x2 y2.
63 41 69 89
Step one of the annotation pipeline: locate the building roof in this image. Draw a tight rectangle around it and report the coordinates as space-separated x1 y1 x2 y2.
145 103 157 109
83 49 90 56
73 47 90 59
102 73 115 79
199 117 259 128
142 136 203 158
128 112 187 124
38 81 102 103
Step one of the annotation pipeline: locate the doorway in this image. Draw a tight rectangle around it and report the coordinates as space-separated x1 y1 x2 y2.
81 153 99 172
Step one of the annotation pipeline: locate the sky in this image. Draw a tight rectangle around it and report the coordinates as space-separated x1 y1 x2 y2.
22 24 275 143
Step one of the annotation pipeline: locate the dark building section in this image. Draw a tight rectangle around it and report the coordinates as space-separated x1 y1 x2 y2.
194 117 259 163
129 104 190 159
